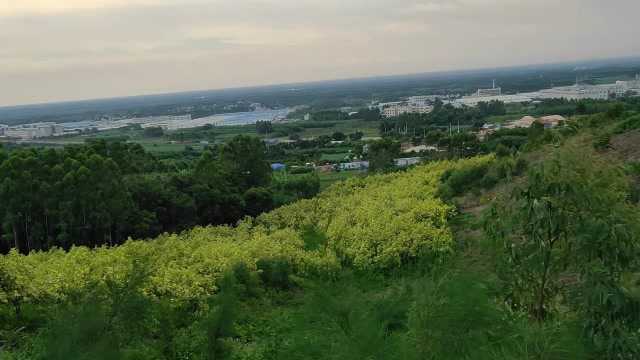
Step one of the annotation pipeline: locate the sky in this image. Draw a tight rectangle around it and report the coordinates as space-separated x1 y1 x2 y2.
1 0 639 106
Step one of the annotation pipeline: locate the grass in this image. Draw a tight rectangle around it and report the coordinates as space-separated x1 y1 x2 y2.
141 142 207 153
318 171 365 190
320 152 350 162
296 119 380 138
485 114 526 124
15 118 379 157
276 170 365 191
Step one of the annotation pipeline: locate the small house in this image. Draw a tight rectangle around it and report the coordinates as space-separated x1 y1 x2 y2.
395 157 422 168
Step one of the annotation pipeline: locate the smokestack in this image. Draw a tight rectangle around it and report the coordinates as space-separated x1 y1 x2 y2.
493 79 496 89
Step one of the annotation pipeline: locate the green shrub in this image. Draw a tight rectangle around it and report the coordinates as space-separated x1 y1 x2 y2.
289 167 313 175
409 273 507 360
256 258 293 290
495 144 512 158
593 133 611 150
439 161 490 198
613 114 640 134
231 263 261 298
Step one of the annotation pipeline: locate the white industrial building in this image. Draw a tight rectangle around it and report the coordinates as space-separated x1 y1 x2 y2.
1 122 65 140
121 115 193 130
395 157 422 167
381 102 433 118
476 81 502 97
455 94 533 107
530 85 612 101
339 161 369 171
524 77 640 101
457 77 637 106
453 80 532 106
615 75 640 93
407 95 441 105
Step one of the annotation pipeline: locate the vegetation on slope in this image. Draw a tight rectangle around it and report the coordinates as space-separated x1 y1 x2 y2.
0 136 322 254
2 106 640 359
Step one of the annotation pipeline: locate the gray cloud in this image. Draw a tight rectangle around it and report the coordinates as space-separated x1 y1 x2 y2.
1 0 639 105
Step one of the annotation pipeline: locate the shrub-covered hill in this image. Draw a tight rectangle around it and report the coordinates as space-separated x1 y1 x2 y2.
3 106 640 359
0 156 493 304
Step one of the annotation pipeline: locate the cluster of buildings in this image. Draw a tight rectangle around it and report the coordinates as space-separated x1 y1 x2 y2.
523 77 639 102
379 95 436 118
0 101 292 142
476 80 502 97
381 103 434 118
375 75 640 118
274 156 425 174
477 115 567 140
335 157 423 170
528 76 640 101
453 93 532 107
450 75 640 109
1 106 293 141
376 94 446 118
133 115 195 130
0 122 65 140
402 144 439 153
532 84 615 101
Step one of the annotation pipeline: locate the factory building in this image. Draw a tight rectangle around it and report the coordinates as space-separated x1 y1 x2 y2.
407 95 441 105
615 74 640 92
476 80 502 97
452 80 529 106
126 115 193 130
533 84 614 101
1 122 65 140
381 103 433 118
454 94 533 107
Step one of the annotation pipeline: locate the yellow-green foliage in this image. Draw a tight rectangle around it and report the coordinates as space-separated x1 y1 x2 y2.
260 155 494 269
0 156 493 303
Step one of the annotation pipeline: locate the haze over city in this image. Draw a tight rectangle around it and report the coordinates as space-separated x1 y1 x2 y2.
2 0 640 106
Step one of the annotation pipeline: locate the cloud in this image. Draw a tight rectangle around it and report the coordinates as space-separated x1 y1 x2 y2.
404 1 459 13
187 25 324 46
0 0 160 16
0 0 639 105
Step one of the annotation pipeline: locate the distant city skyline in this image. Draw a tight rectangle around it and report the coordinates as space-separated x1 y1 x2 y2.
2 0 639 106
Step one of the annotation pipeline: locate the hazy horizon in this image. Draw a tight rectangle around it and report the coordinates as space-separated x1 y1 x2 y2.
2 0 639 107
2 55 640 109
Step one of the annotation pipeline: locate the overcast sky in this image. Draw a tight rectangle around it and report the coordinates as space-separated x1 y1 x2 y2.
1 0 639 106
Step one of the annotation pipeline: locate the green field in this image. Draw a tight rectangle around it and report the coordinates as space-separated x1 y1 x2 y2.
484 103 533 124
276 169 366 190
319 152 350 162
30 118 380 155
296 119 380 138
484 114 526 124
317 170 365 189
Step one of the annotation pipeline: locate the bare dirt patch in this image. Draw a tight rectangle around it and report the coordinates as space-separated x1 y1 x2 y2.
610 130 640 162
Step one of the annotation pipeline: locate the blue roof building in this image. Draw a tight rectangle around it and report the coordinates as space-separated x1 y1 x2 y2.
271 163 287 171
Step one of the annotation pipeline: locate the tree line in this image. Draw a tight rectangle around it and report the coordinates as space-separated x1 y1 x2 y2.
0 136 319 254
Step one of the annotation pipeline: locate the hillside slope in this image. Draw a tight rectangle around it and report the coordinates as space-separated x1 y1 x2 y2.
3 108 640 359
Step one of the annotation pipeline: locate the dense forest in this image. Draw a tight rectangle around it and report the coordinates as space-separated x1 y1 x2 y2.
2 99 640 359
0 136 320 254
